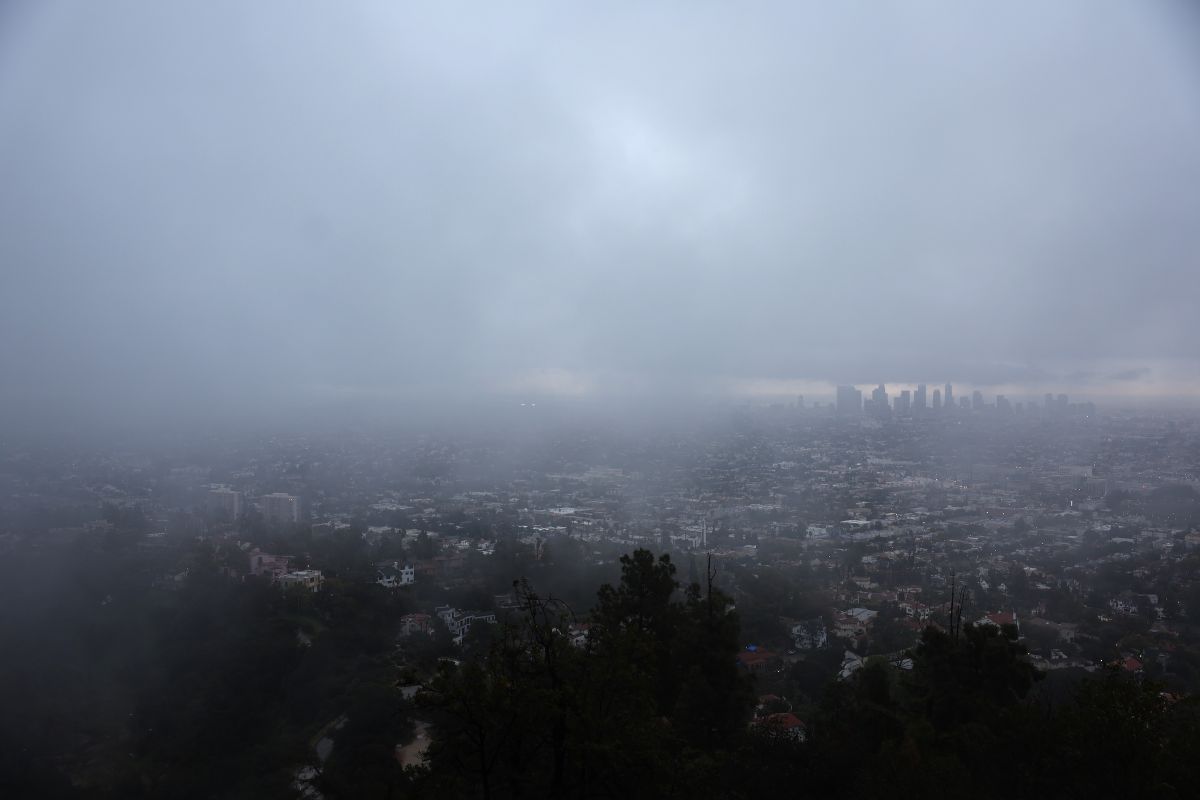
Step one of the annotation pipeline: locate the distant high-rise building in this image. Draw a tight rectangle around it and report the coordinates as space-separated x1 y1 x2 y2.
1057 394 1069 413
914 384 927 411
932 388 942 411
1044 393 1054 412
897 390 911 414
836 385 862 416
944 383 954 411
870 384 890 418
996 395 1012 414
972 390 984 410
207 487 242 519
960 396 970 410
261 492 300 524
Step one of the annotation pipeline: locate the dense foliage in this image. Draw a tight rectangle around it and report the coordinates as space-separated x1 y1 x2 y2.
414 551 753 797
2 538 1199 799
410 552 1200 799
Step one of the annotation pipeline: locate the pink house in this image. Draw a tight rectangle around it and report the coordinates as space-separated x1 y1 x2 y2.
400 613 433 637
249 550 290 580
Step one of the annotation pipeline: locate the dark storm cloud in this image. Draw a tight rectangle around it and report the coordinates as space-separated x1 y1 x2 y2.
1 0 1198 428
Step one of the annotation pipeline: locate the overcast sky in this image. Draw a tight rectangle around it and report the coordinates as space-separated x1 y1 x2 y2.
2 1 1198 430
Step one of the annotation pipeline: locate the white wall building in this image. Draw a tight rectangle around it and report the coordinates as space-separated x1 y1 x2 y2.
377 561 416 588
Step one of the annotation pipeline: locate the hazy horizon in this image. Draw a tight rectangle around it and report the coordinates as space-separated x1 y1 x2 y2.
2 1 1198 433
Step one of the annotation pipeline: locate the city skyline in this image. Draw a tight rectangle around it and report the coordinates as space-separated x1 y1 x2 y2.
833 382 1092 417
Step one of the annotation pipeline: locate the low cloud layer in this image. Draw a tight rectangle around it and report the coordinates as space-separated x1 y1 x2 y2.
2 1 1198 429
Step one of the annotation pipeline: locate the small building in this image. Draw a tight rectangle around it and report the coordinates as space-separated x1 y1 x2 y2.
755 712 807 742
567 622 591 649
449 611 497 643
433 606 498 643
377 561 416 588
400 613 433 637
207 487 243 519
737 647 779 673
249 551 290 580
791 619 828 651
416 553 467 578
976 610 1020 636
1108 594 1139 617
833 608 877 639
278 569 324 592
261 493 300 524
838 650 864 680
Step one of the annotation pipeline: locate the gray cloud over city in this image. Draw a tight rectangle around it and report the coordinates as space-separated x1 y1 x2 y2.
2 1 1198 430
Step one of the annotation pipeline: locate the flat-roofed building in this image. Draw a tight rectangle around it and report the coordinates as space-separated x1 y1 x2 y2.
206 487 242 519
278 569 323 592
261 493 300 524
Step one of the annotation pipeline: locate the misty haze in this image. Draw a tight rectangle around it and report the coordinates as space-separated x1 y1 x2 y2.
2 2 1200 799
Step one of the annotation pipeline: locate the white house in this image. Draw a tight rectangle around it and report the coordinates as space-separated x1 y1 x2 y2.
376 561 415 588
791 619 828 651
434 605 498 643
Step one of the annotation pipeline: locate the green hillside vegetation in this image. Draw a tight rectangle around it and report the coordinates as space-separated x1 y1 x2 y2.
2 541 1198 799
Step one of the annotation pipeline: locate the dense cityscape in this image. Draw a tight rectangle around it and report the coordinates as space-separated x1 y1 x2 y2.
4 396 1200 795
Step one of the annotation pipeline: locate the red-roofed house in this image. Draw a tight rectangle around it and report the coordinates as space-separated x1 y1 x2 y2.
756 712 807 742
737 649 779 673
986 611 1015 627
977 610 1019 636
